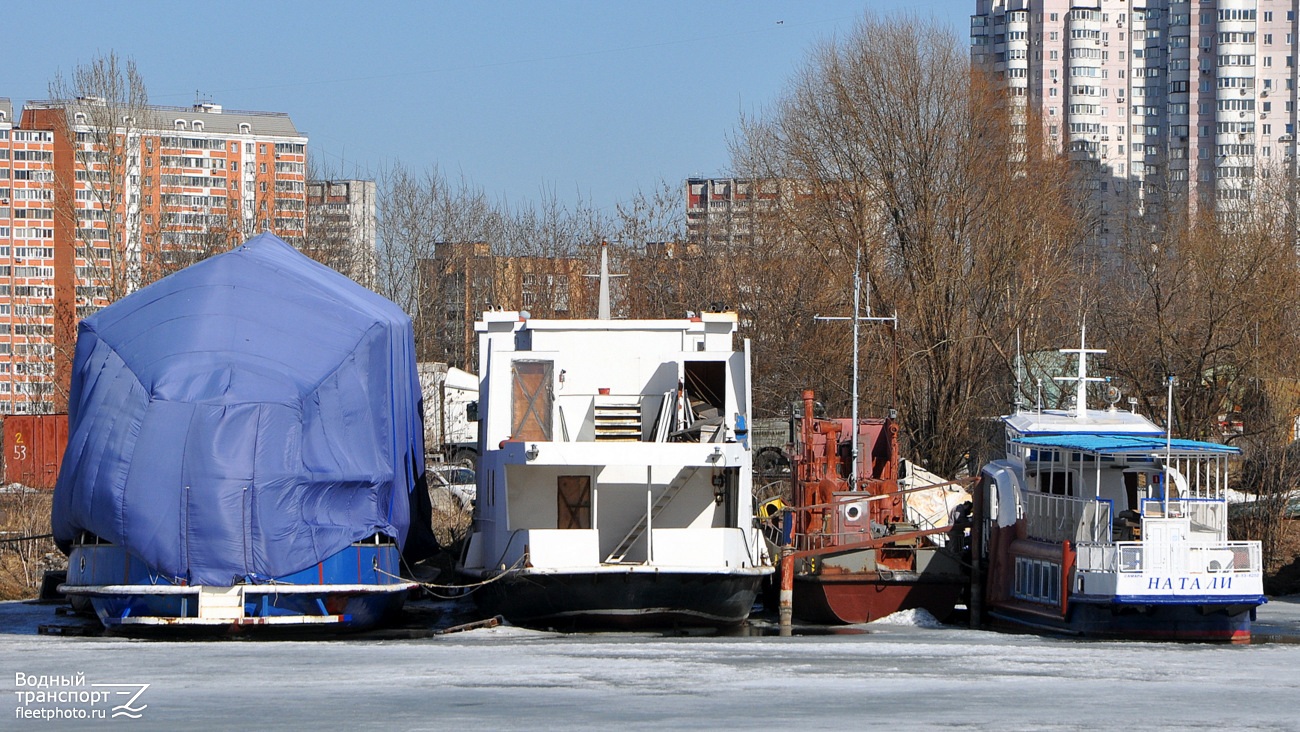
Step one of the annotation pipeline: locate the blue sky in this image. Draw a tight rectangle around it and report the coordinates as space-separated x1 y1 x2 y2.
3 1 971 213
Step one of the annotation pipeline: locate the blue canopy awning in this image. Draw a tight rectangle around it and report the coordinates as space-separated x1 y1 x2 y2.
1012 434 1240 456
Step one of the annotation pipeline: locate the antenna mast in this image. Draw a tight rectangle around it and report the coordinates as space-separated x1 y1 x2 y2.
813 245 896 487
1055 324 1106 418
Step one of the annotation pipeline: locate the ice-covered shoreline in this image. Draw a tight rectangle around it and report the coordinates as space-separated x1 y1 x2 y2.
4 597 1299 730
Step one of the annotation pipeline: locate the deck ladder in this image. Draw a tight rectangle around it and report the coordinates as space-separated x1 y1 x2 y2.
604 466 699 564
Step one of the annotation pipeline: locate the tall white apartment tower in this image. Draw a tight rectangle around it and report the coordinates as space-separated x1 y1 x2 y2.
973 1 1300 225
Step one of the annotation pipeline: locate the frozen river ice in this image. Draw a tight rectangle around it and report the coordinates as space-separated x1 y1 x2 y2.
4 597 1300 731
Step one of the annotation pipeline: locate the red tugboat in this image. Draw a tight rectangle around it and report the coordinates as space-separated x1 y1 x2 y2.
780 390 968 624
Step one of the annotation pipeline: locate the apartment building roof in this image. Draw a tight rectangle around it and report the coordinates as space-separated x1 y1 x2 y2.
25 98 304 138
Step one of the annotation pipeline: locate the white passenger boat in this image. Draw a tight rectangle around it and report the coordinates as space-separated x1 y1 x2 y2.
458 249 771 627
974 333 1266 641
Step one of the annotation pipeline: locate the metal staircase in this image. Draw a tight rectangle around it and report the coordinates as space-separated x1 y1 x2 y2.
604 466 699 564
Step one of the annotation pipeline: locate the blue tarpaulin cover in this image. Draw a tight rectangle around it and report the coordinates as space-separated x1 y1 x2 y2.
52 233 425 586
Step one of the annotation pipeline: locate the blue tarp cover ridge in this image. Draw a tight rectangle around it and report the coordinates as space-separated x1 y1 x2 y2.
53 233 425 586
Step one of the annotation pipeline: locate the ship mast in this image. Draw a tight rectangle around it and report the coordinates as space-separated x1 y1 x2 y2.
587 240 625 320
1055 324 1106 419
814 246 896 486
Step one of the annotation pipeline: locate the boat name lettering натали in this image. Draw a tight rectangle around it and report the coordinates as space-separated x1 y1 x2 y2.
1146 575 1236 591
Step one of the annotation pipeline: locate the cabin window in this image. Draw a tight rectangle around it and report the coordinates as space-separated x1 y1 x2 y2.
1039 470 1074 496
1014 557 1061 605
557 476 591 529
511 360 553 441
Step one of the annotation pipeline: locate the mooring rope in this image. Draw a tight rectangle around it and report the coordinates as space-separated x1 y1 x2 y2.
378 554 527 600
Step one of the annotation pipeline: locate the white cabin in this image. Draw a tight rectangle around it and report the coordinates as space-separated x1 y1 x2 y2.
461 310 768 578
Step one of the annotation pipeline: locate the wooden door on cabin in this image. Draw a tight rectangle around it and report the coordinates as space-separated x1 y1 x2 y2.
511 360 553 441
557 475 591 530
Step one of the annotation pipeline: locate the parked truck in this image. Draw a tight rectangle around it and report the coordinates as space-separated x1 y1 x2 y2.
418 362 479 468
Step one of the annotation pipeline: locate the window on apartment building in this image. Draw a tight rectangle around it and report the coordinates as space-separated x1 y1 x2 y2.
1050 12 1058 21
1265 34 1273 45
260 182 267 192
259 144 265 154
259 163 266 173
232 161 239 172
1263 124 1272 134
1050 50 1058 60
1265 11 1273 21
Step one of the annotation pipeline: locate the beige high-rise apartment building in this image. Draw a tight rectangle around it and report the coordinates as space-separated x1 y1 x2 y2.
973 0 1299 228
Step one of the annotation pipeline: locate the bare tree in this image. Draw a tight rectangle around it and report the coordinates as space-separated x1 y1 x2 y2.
374 163 507 365
47 53 151 303
1096 163 1300 443
731 14 1086 474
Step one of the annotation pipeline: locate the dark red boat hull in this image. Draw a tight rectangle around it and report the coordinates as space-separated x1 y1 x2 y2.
793 572 964 625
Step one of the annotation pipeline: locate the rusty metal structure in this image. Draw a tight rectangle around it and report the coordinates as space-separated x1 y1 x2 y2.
780 390 967 624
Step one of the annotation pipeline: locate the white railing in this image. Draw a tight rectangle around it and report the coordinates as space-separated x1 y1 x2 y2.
1140 497 1227 540
1076 538 1258 579
1026 493 1111 543
1074 541 1117 572
1079 540 1261 576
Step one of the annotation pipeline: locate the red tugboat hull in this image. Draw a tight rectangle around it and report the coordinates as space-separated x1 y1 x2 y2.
793 571 963 624
778 390 969 626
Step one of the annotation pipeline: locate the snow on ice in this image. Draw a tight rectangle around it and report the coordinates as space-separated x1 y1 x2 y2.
3 597 1299 731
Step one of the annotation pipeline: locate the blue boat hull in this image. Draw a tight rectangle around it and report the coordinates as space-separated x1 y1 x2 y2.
62 540 413 633
987 596 1262 642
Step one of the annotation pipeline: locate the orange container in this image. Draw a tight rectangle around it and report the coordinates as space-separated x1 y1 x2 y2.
3 414 69 490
